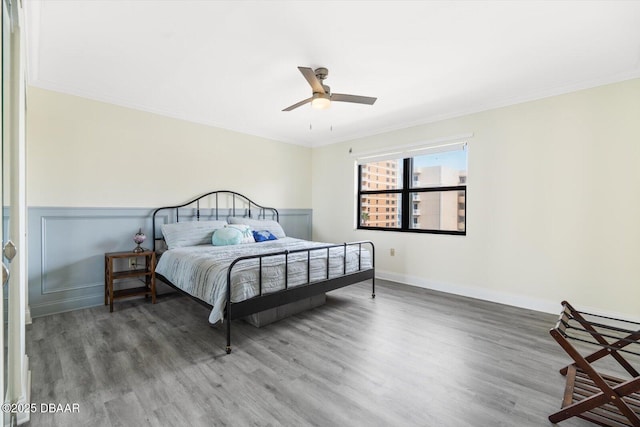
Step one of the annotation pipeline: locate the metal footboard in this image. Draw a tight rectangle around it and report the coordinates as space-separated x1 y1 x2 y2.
224 241 375 354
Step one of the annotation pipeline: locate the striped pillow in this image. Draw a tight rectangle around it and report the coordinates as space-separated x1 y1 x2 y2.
161 220 227 249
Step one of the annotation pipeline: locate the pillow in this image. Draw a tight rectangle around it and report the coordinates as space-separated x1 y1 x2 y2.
161 220 227 249
225 224 255 243
228 217 286 239
252 230 278 242
212 227 243 246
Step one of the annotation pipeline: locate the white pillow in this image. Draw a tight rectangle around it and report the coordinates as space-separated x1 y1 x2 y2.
228 217 286 239
161 220 227 249
225 224 255 243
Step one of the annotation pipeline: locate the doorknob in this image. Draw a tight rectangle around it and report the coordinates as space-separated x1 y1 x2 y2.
1 262 8 286
3 240 16 261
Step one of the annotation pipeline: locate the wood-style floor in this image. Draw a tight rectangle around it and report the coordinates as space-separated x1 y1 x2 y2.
26 280 608 426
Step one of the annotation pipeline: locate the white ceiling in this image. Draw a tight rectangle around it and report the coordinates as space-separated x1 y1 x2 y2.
25 1 640 147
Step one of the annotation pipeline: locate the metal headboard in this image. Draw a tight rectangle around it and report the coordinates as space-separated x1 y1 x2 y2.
152 190 279 251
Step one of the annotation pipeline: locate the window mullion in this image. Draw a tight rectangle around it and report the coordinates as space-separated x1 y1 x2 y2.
357 164 363 226
401 158 411 230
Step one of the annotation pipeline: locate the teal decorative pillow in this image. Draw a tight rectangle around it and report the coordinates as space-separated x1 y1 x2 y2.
212 227 243 246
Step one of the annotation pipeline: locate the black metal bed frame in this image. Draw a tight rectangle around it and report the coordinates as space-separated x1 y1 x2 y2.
152 190 376 354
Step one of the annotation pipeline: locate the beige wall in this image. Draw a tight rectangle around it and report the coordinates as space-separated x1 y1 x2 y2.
27 81 640 319
312 78 640 319
27 87 311 209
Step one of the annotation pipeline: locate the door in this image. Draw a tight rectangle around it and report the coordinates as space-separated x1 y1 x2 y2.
2 0 29 424
1 2 10 423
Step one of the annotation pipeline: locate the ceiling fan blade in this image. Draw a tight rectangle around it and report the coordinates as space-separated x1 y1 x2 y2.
331 93 377 105
282 97 313 111
298 67 325 94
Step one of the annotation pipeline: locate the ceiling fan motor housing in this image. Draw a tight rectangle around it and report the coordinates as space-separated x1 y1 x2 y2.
314 67 329 81
314 68 330 94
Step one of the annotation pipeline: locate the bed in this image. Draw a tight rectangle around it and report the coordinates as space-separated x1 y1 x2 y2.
152 190 375 354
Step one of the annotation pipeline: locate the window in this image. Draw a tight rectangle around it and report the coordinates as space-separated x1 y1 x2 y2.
357 142 467 235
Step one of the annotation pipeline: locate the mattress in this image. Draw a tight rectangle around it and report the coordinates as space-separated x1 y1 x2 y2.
154 237 372 324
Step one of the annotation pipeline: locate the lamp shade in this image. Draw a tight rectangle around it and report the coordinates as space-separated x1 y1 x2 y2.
311 93 331 109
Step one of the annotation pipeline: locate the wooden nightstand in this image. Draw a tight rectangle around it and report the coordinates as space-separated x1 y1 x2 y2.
104 250 156 312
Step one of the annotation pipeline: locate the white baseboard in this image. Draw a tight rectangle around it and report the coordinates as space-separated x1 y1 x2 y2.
375 270 640 323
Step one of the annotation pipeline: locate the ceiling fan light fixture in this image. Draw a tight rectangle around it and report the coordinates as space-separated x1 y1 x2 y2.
311 93 331 109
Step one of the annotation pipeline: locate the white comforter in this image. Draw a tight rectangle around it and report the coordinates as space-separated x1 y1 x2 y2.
155 237 372 323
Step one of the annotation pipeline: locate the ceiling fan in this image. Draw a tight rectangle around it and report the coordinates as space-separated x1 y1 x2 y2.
282 66 377 111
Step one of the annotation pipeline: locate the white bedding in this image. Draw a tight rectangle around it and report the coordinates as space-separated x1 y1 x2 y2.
154 237 372 324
